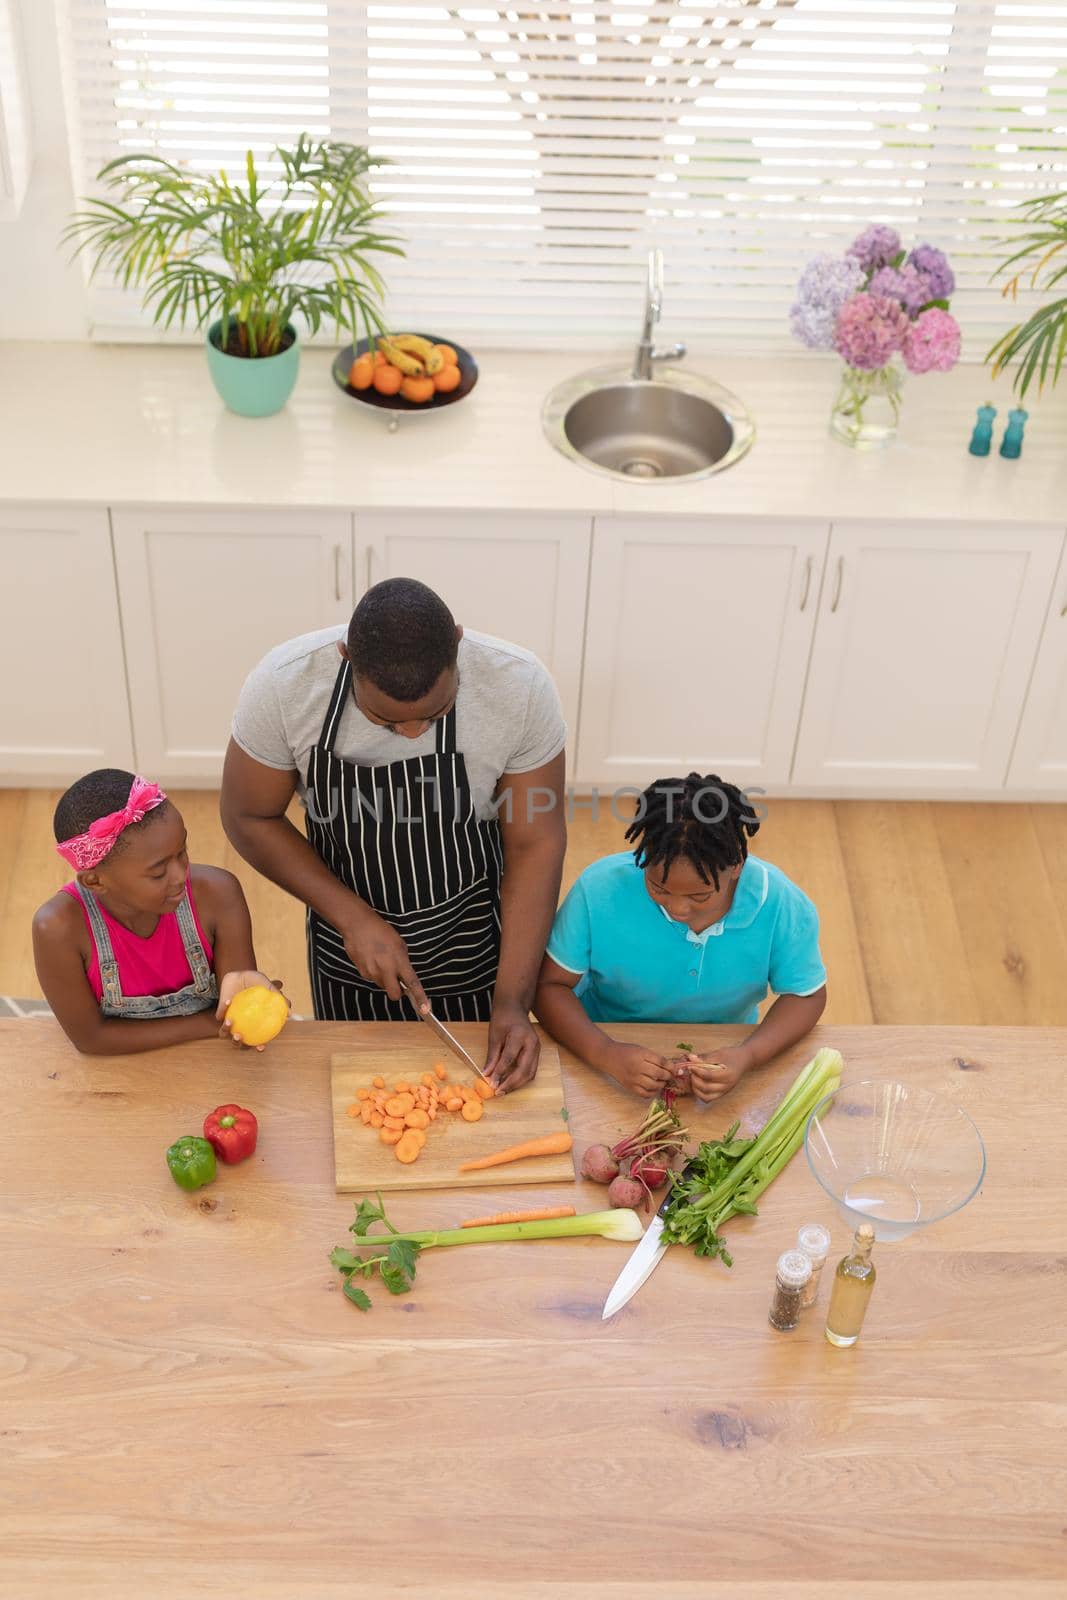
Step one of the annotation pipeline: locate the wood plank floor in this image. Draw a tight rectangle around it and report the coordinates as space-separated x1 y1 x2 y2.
5 789 1066 1026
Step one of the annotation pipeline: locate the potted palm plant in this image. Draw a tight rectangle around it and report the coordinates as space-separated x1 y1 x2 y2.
65 135 402 417
988 190 1067 398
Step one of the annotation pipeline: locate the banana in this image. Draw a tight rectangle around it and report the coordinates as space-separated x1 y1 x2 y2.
392 332 444 376
376 336 423 377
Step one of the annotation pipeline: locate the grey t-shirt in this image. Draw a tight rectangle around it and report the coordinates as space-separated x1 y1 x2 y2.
231 626 566 821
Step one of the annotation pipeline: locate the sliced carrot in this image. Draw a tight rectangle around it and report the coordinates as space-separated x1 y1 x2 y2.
383 1114 405 1130
370 1112 384 1129
421 1073 435 1088
427 1105 438 1121
360 1101 374 1125
372 1076 386 1089
347 1104 361 1118
445 1097 463 1112
379 1126 403 1146
395 1131 422 1164
357 1087 372 1101
460 1099 483 1123
462 1205 576 1228
474 1079 495 1100
405 1108 430 1129
385 1094 415 1117
458 1132 573 1172
393 1082 410 1093
434 1064 448 1080
416 1087 431 1107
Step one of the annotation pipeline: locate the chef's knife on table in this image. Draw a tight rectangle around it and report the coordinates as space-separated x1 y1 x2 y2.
602 1163 695 1320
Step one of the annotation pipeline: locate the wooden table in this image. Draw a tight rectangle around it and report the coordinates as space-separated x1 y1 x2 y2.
1 1020 1063 1599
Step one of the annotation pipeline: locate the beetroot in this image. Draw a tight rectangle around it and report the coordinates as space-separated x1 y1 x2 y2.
607 1175 646 1211
633 1161 669 1191
580 1143 621 1184
611 1092 690 1207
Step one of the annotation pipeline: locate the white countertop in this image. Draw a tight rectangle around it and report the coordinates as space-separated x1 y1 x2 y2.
3 340 1065 522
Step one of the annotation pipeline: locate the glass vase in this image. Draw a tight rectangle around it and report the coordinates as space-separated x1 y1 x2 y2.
829 363 904 449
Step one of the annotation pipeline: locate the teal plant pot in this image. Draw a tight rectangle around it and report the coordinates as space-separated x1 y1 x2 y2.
205 321 300 417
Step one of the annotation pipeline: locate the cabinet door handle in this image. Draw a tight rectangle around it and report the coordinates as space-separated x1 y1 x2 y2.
333 543 344 603
799 554 813 612
365 545 375 591
830 556 844 614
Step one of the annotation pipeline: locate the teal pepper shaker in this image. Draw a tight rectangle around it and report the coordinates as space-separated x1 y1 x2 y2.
968 403 996 456
1000 407 1029 459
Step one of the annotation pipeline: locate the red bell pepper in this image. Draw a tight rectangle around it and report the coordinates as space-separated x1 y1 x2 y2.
203 1103 258 1164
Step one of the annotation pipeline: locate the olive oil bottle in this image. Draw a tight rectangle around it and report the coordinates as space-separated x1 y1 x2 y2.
825 1222 876 1347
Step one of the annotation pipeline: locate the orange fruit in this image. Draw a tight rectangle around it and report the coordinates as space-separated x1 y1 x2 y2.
373 348 387 367
349 354 374 390
373 364 403 396
433 343 458 367
223 985 289 1047
433 364 462 394
400 375 435 404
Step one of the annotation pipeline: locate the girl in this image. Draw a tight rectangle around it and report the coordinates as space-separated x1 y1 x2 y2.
33 769 283 1055
534 773 827 1099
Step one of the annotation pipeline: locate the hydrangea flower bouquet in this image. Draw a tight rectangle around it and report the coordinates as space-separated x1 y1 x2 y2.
790 225 961 448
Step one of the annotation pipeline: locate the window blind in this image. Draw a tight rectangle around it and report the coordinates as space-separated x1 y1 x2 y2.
60 1 1067 352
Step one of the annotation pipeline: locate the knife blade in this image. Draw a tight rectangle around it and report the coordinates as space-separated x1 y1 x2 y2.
399 982 491 1083
601 1212 669 1320
601 1161 694 1320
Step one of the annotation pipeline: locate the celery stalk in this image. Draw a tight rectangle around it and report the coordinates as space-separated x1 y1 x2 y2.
371 1209 643 1249
660 1048 843 1264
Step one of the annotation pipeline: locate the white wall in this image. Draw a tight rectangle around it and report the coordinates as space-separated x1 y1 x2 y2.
0 0 87 341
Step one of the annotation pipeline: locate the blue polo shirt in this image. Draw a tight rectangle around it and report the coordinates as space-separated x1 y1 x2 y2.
546 852 826 1025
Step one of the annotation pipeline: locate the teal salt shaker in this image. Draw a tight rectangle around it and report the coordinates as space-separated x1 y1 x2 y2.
968 404 996 456
1000 407 1029 460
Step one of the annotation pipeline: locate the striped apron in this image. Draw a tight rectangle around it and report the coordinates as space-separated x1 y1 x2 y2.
304 657 503 1022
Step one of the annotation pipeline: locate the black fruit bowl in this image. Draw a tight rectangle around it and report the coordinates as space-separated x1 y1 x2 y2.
331 332 478 415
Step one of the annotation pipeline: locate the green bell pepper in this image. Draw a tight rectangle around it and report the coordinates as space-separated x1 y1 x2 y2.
166 1135 217 1191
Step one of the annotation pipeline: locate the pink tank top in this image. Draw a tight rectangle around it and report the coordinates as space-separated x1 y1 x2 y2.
62 881 215 1003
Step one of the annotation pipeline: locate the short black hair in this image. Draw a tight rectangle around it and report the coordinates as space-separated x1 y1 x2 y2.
53 769 167 850
347 578 458 703
626 772 760 890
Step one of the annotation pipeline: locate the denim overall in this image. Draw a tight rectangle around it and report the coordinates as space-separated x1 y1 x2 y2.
74 884 218 1018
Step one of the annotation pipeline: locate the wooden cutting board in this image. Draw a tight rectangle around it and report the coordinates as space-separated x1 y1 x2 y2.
330 1026 575 1194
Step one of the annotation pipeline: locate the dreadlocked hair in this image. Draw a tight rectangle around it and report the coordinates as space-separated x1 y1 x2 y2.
625 772 760 890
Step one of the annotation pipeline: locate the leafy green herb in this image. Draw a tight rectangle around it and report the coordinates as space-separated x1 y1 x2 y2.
328 1193 423 1309
342 1280 373 1312
560 1106 570 1124
661 1048 843 1267
676 1041 694 1054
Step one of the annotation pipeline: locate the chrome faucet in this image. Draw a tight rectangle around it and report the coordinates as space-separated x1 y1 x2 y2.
633 247 686 380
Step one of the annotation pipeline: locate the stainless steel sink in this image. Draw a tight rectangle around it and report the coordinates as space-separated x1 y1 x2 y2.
543 365 755 483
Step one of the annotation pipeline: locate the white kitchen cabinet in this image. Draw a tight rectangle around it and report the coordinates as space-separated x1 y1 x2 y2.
575 516 829 787
0 506 133 781
1008 540 1067 792
111 508 352 782
792 520 1064 793
354 511 592 747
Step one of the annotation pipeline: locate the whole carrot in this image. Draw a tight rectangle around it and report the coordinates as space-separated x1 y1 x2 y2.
462 1205 576 1228
458 1132 573 1173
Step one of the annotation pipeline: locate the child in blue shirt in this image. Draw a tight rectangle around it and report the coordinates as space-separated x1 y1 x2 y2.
534 773 827 1099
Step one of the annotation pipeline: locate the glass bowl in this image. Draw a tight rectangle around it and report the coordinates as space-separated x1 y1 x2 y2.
805 1079 986 1241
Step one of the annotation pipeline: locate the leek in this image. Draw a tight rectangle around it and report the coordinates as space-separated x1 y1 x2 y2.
661 1047 843 1266
330 1199 642 1310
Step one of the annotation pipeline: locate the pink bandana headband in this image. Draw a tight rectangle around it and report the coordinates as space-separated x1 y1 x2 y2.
56 777 168 871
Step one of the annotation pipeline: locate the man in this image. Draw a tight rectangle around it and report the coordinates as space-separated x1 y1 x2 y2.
220 578 566 1091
